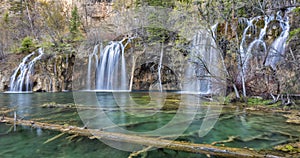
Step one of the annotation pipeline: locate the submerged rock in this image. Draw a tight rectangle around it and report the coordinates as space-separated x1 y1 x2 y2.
274 142 300 155
284 111 300 125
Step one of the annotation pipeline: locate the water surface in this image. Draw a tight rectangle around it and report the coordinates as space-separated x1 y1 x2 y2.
0 92 299 157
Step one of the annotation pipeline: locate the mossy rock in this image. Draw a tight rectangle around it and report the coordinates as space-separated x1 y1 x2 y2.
247 97 273 106
162 102 179 110
274 143 300 154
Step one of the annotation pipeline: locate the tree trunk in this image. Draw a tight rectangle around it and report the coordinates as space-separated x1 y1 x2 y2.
0 116 284 158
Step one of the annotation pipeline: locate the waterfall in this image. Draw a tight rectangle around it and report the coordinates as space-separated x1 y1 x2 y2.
265 10 291 70
239 16 263 61
87 44 99 89
95 39 130 91
157 43 164 92
239 9 291 78
183 25 220 94
241 16 273 73
9 48 44 92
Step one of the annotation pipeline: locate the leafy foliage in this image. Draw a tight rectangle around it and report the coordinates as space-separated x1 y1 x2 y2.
289 28 300 39
19 36 36 53
135 0 175 7
289 7 300 40
3 12 9 24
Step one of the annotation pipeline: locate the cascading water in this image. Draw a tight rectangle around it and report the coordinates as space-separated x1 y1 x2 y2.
265 10 291 70
157 43 164 92
9 48 44 92
94 39 131 91
96 41 127 90
183 25 220 94
239 16 272 73
87 44 100 89
239 10 291 77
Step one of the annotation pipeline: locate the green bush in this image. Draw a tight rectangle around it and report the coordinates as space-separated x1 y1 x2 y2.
18 36 36 53
135 0 174 7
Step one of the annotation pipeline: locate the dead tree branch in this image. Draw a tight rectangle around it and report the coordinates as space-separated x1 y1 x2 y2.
0 117 285 158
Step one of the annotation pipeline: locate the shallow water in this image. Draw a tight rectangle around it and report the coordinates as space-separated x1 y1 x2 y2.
0 92 299 157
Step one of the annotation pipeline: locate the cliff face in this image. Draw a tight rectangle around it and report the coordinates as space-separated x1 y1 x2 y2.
278 8 300 94
32 53 75 92
0 52 75 92
0 3 299 94
250 8 300 95
0 54 21 91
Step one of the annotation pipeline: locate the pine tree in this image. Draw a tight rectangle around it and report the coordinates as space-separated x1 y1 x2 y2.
69 6 80 39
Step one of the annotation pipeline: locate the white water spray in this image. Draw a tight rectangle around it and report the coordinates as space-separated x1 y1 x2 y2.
9 48 44 92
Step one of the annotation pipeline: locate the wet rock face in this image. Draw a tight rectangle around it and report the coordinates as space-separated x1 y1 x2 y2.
278 8 300 94
0 71 10 91
0 53 75 92
132 62 179 90
0 54 25 91
32 53 75 92
247 8 300 95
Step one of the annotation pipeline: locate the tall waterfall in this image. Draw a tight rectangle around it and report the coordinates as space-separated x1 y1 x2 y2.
239 10 291 76
86 39 131 91
9 48 44 92
265 11 291 70
183 25 220 94
87 44 100 89
157 43 164 92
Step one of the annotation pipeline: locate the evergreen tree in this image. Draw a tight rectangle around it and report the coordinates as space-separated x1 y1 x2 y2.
69 6 80 38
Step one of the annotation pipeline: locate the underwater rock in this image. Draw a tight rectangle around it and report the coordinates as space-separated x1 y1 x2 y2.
284 111 300 125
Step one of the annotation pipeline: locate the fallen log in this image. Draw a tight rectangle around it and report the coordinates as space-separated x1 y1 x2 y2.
128 146 153 158
211 136 238 146
0 116 284 158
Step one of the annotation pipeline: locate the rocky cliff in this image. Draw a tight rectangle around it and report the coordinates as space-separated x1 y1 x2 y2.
0 3 299 94
247 8 300 95
0 52 75 92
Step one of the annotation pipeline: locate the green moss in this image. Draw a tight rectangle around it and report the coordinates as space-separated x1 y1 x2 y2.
39 41 55 50
289 28 300 40
246 97 272 106
255 19 265 29
3 11 9 23
135 0 175 8
289 7 300 40
292 7 300 14
275 143 300 153
162 102 179 110
285 145 294 151
224 95 231 104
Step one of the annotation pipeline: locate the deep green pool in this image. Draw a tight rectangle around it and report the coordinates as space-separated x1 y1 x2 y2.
0 92 299 158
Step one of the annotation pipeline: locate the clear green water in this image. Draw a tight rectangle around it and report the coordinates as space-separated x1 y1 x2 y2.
0 92 299 158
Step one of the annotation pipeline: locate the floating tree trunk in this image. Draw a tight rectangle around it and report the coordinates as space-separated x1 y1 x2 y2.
0 116 285 158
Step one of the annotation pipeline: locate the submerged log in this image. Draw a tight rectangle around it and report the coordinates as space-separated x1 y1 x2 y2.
0 117 284 158
128 146 153 158
211 136 238 145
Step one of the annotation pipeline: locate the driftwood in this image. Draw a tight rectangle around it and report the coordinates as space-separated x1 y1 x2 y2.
211 136 238 146
41 103 170 112
267 93 297 108
0 116 285 158
128 146 153 158
0 108 15 115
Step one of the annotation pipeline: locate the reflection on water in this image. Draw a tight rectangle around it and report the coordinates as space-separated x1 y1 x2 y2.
0 92 299 157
